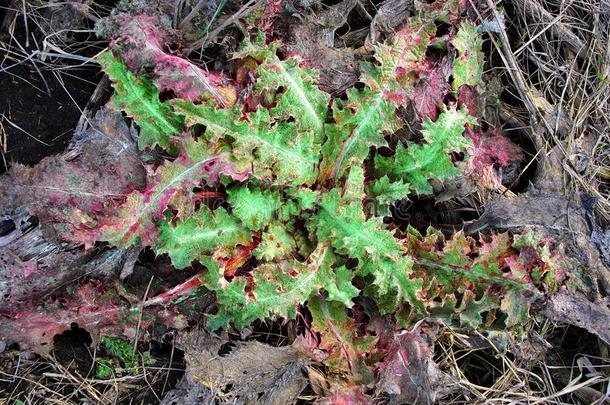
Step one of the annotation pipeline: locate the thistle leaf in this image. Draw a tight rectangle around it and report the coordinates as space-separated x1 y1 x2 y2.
98 51 183 153
206 245 343 329
311 167 420 310
319 88 400 181
239 36 330 136
171 100 245 146
96 139 230 247
172 101 321 186
323 266 359 308
367 176 410 216
226 184 281 231
156 206 252 269
452 23 484 90
309 296 376 381
234 109 321 185
253 222 296 261
109 14 237 106
375 107 475 194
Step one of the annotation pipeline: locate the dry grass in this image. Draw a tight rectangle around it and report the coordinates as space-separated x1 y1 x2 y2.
477 0 610 223
0 0 608 403
435 322 610 404
0 345 184 404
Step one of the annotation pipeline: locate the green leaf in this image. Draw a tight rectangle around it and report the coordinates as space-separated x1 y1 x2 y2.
235 109 322 185
458 290 498 329
310 167 420 311
363 20 434 88
206 245 342 329
98 51 183 153
367 176 410 216
375 106 475 194
323 266 359 308
286 187 319 210
319 88 400 181
452 23 484 90
172 100 322 186
100 336 138 370
171 100 244 147
226 184 281 231
156 206 251 269
240 37 330 137
253 222 296 261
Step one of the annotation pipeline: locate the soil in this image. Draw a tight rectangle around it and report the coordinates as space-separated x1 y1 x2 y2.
1 0 608 403
0 7 101 173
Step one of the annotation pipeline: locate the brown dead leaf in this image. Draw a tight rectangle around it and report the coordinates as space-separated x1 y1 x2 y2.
375 319 460 405
175 331 309 404
282 0 366 95
539 288 610 345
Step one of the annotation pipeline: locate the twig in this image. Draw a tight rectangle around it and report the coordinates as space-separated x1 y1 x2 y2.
187 0 259 53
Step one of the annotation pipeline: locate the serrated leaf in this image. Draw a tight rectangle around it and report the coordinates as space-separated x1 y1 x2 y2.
308 296 375 381
239 37 330 136
452 23 484 90
227 184 282 231
323 266 359 308
286 187 318 210
367 176 410 216
457 290 498 329
363 21 434 89
253 222 296 261
156 206 251 269
171 100 245 146
110 14 236 106
98 51 183 153
234 109 321 185
172 100 321 185
206 245 342 329
96 141 229 247
375 106 475 194
319 88 400 181
311 167 420 311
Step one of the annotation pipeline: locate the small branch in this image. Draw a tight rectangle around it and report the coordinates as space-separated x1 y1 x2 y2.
186 0 260 53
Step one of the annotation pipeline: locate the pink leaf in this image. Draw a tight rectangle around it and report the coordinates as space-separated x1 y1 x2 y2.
0 281 145 354
375 320 445 404
465 128 523 189
0 105 146 243
411 60 452 120
110 14 237 106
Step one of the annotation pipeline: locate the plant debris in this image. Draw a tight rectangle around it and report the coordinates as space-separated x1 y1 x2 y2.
1 0 609 403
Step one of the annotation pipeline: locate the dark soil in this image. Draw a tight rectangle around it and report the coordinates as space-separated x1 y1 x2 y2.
0 8 101 173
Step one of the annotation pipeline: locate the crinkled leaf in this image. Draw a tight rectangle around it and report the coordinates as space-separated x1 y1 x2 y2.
311 168 421 311
96 139 231 247
319 87 400 181
110 14 236 105
206 245 345 329
238 36 330 136
308 296 376 382
375 107 475 194
452 23 484 90
226 184 281 231
367 176 410 216
98 51 183 153
323 266 359 308
156 206 251 269
253 222 296 261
